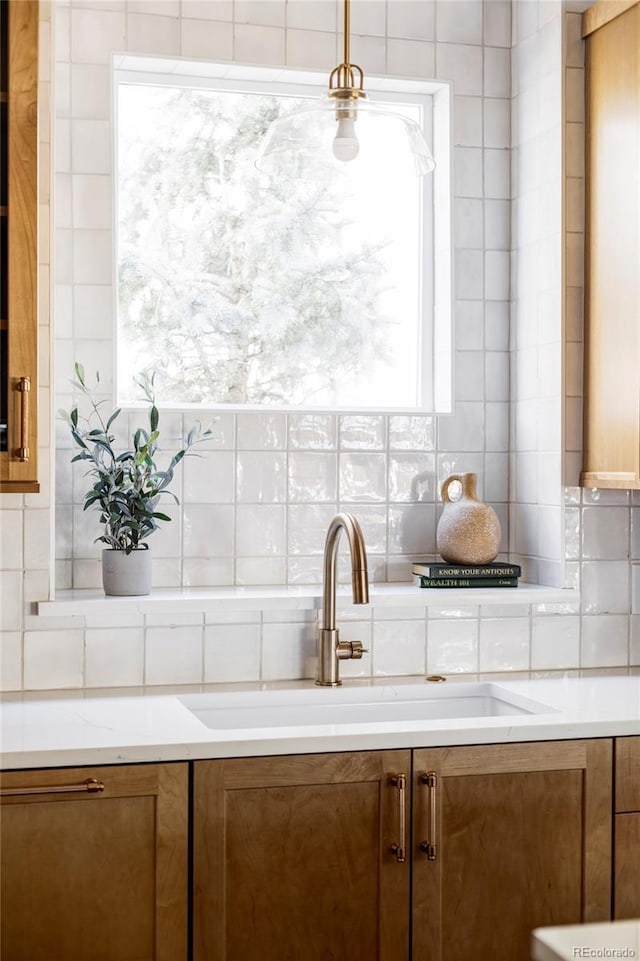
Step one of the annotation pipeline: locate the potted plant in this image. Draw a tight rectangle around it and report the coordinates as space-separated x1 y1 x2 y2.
60 364 210 596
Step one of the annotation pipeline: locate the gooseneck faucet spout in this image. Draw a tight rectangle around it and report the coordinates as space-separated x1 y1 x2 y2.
316 513 370 686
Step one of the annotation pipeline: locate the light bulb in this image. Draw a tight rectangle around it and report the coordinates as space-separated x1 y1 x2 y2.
332 116 359 162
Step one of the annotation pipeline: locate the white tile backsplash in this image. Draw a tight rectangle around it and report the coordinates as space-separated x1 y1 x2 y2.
234 23 285 63
24 630 85 689
531 614 580 669
204 623 261 682
70 63 111 120
70 7 126 63
436 42 483 95
286 27 336 69
339 453 387 502
235 505 286 557
288 452 337 502
180 18 233 59
2 0 637 697
387 38 435 78
580 562 630 615
580 615 629 669
85 628 144 686
479 616 530 671
181 1 232 21
387 0 435 42
0 632 22 690
427 618 478 673
437 0 483 45
285 0 336 33
126 12 181 55
261 622 315 680
236 452 286 503
145 625 204 684
373 619 426 676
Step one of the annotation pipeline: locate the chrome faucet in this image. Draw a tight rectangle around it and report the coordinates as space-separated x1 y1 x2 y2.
316 513 370 686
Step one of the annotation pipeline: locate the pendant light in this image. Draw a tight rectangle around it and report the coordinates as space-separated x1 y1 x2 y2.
255 0 435 178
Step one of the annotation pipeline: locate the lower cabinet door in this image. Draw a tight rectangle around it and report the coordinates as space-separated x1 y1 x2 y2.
411 740 612 961
0 763 188 961
193 750 411 961
614 812 640 918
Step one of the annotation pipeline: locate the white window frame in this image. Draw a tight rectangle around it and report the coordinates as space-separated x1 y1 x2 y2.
112 55 452 414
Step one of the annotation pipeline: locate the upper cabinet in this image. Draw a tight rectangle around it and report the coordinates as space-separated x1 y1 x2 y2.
0 0 38 494
581 0 640 489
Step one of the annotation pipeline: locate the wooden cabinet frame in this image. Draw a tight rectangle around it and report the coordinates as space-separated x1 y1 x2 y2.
412 740 612 961
613 737 640 918
193 751 411 961
581 0 640 489
0 0 39 493
193 741 612 961
0 763 188 960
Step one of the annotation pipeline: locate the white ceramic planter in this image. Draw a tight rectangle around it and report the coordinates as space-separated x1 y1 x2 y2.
102 548 152 596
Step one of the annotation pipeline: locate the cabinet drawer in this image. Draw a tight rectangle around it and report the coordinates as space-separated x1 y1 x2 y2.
615 737 640 812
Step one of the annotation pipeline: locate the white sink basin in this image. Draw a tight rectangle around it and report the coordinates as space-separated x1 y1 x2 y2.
178 682 555 730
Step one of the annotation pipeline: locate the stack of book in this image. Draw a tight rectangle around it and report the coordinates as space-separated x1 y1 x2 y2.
412 561 522 589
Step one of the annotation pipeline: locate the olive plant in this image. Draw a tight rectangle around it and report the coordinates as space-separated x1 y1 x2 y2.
60 364 210 554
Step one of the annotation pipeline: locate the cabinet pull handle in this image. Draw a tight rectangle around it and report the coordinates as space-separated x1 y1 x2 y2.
16 376 31 462
419 771 438 861
389 773 407 863
0 777 105 798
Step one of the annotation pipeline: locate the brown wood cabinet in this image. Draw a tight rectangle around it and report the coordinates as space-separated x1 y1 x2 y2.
581 1 640 489
0 763 189 961
193 740 612 961
0 0 39 493
193 750 411 961
613 736 640 918
412 740 612 961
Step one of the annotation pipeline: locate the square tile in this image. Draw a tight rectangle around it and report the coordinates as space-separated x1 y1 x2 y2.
288 452 337 502
126 13 180 55
24 630 84 689
180 18 233 58
70 7 125 64
145 625 203 684
204 623 261 682
580 615 629 668
339 453 387 502
531 615 580 669
373 619 426 676
339 416 386 450
427 618 478 674
85 628 143 686
236 505 285 556
261 622 316 680
0 633 22 691
479 617 530 672
387 0 435 41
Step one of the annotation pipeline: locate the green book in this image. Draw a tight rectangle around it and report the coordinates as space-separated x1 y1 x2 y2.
414 575 519 589
412 562 522 579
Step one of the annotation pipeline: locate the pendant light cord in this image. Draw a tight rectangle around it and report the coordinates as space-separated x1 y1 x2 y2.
343 0 351 67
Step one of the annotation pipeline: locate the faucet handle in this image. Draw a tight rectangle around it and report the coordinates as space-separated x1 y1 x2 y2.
337 640 369 661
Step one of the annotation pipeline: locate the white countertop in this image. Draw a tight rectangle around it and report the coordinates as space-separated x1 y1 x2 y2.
1 675 639 770
532 920 640 961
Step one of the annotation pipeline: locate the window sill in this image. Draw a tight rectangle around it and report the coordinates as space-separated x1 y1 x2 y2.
37 583 579 618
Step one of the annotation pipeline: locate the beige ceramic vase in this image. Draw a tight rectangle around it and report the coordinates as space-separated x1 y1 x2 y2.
436 473 501 565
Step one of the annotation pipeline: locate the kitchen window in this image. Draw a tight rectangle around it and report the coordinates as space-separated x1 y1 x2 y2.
114 58 451 412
